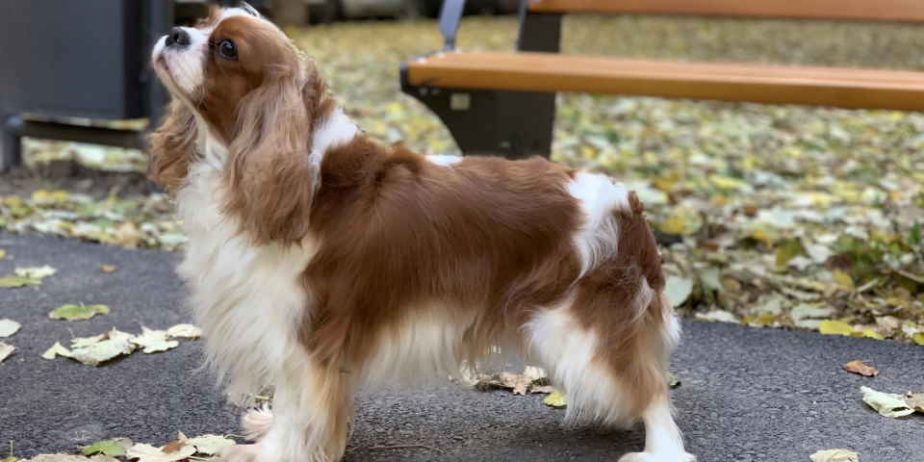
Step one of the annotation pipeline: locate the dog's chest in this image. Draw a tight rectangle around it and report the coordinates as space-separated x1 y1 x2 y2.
175 163 316 377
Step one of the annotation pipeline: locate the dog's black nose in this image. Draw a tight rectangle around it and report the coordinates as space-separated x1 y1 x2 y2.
165 27 190 48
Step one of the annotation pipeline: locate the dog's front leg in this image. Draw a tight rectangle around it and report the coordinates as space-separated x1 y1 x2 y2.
224 360 354 462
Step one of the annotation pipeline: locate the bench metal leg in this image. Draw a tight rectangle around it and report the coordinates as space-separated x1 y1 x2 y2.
404 85 555 159
1 113 22 172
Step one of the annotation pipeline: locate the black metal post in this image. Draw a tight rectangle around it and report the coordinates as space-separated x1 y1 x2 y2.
1 114 21 172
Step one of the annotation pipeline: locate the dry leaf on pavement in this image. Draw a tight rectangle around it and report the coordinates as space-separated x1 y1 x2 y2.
904 392 924 413
842 360 878 377
14 265 57 280
0 341 14 362
810 448 859 462
126 443 195 462
132 328 179 354
0 319 21 338
49 304 110 321
42 342 73 360
860 386 914 418
166 324 202 339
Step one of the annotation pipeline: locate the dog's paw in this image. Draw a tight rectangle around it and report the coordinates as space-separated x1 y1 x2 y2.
220 443 261 462
241 406 274 442
618 451 696 462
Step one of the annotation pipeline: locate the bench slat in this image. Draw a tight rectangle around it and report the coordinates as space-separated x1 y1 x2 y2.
406 52 924 111
529 0 924 23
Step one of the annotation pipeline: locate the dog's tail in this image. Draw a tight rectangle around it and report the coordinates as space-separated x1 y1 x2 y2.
617 191 680 350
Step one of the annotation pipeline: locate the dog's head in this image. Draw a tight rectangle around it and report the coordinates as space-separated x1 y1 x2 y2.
149 5 330 196
150 6 333 244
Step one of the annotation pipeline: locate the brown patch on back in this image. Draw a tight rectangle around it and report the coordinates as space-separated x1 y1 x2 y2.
302 141 582 367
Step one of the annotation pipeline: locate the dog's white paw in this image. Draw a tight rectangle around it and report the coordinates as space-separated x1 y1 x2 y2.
220 443 262 462
241 406 274 442
618 451 696 462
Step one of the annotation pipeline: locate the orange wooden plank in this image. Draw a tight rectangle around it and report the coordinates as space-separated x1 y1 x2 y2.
528 0 924 23
405 52 924 111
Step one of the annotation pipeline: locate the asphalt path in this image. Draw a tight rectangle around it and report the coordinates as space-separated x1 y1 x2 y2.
1 233 922 461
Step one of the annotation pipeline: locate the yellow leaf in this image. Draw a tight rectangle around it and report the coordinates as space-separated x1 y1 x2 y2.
856 329 884 340
0 249 5 260
708 175 749 191
658 208 701 236
832 270 855 291
543 390 567 409
913 333 924 346
818 320 854 336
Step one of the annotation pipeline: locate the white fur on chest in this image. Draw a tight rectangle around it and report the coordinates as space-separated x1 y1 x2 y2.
176 160 316 403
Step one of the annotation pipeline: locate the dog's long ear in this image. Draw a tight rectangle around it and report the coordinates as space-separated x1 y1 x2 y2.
224 62 323 245
148 100 197 194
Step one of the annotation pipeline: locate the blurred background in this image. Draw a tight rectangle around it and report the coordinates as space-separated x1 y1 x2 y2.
0 0 922 344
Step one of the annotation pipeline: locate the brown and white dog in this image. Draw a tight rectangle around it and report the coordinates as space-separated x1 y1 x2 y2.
149 5 694 462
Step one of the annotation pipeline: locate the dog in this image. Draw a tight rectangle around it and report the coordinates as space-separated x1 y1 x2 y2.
149 5 694 462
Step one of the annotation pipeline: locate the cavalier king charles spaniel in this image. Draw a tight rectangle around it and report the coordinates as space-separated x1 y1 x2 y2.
150 5 694 462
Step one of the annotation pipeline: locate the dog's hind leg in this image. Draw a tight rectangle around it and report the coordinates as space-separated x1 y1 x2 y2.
525 292 694 462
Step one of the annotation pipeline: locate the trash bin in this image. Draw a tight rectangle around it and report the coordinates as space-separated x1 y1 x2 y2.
0 0 171 172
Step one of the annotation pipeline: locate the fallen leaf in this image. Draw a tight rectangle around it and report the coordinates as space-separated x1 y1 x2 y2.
912 332 924 346
0 276 41 288
0 319 21 338
186 435 235 455
667 372 681 389
695 310 740 323
819 320 855 336
790 304 835 329
860 386 914 418
658 208 702 236
831 270 855 291
69 329 136 366
23 455 91 462
81 438 132 457
99 264 118 274
0 249 6 260
475 366 548 395
14 265 56 280
0 342 14 362
543 390 567 409
126 443 195 462
131 328 179 354
89 457 119 462
49 304 110 321
166 324 202 339
42 342 73 360
905 392 924 413
664 276 693 308
842 360 878 377
809 448 859 462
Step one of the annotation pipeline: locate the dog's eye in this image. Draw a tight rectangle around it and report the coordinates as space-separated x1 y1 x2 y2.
217 39 238 60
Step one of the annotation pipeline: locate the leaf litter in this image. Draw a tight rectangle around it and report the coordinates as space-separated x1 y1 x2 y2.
2 16 922 341
21 433 234 462
44 324 201 366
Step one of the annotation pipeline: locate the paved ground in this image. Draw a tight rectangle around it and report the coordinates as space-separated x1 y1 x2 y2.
1 232 923 462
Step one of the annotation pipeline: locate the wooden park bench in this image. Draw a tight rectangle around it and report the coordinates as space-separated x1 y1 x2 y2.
401 0 924 158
